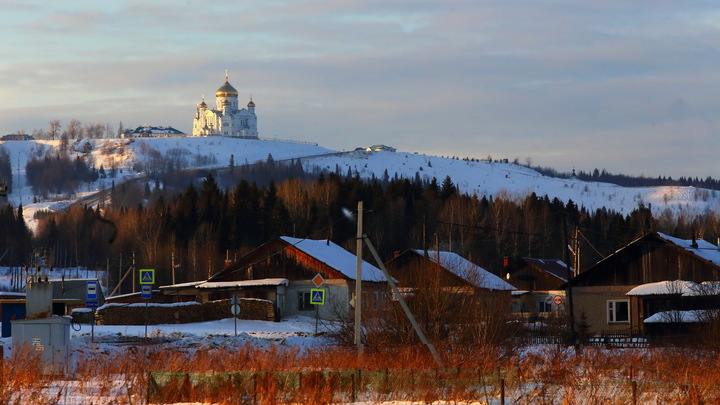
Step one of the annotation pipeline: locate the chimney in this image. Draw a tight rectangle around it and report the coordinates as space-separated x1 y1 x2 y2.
393 250 400 258
691 228 698 249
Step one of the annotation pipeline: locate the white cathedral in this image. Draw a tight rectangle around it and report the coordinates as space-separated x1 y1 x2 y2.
192 72 258 137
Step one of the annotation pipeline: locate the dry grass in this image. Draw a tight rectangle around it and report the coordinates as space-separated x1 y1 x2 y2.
4 343 720 404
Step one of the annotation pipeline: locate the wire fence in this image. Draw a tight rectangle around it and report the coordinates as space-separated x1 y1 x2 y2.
147 368 720 404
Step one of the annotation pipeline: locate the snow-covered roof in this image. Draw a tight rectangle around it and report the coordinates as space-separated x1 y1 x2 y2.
627 280 720 296
414 250 516 290
159 281 208 290
644 309 719 323
657 232 720 264
281 236 386 282
197 279 289 289
131 125 185 135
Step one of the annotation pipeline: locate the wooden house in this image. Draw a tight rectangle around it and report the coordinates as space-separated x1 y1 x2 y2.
569 232 720 340
384 249 515 325
386 249 515 291
505 258 569 316
161 236 388 321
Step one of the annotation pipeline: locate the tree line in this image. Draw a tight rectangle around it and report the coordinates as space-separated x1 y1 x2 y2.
15 159 719 295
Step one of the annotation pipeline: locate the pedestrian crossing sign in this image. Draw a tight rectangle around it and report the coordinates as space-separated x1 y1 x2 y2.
140 269 155 285
310 289 325 305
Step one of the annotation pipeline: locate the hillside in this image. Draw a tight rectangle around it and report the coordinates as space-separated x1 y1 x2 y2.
0 137 716 233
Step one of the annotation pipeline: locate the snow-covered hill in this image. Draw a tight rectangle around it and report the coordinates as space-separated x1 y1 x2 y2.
0 136 716 233
301 149 716 216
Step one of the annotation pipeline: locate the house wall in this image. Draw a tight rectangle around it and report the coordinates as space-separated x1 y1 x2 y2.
212 240 349 283
574 235 720 287
571 285 640 336
285 279 350 320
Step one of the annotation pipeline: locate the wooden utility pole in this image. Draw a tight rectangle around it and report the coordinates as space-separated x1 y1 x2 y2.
354 201 364 353
564 222 577 344
132 251 136 294
364 237 445 367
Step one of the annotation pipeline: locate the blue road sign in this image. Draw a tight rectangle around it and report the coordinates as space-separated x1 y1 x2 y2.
141 284 152 299
86 300 99 309
140 269 155 285
310 289 326 305
86 281 98 300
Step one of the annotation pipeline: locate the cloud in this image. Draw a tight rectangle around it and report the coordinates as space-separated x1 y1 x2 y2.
1 1 720 177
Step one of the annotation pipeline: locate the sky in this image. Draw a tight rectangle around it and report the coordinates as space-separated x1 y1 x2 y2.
1 1 720 178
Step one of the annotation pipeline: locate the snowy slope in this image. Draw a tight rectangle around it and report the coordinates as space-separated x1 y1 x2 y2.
300 149 718 216
0 137 717 234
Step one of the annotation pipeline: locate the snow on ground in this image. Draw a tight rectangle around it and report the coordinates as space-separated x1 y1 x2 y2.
0 315 330 361
299 149 720 216
2 137 719 235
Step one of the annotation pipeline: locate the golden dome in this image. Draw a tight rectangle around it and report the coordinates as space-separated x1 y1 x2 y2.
216 81 238 97
198 100 207 109
247 99 255 108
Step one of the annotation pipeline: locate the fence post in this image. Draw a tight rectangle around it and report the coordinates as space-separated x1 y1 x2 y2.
631 380 637 405
351 371 356 403
253 373 257 405
0 346 3 402
500 377 505 405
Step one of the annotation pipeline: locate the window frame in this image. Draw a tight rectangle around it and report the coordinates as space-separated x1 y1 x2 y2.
298 291 314 311
607 299 630 324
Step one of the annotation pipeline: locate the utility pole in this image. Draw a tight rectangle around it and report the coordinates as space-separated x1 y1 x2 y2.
354 201 364 353
564 221 577 344
132 251 136 294
364 237 445 367
574 227 581 277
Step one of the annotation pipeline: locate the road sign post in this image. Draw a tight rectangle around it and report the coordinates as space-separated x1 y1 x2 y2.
310 288 326 334
139 270 154 338
230 294 241 336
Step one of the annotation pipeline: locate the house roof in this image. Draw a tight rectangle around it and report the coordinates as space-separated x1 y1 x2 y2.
197 279 289 290
627 280 720 296
413 250 516 290
657 232 720 264
522 258 571 282
159 281 206 290
281 236 386 282
571 232 720 286
131 126 185 135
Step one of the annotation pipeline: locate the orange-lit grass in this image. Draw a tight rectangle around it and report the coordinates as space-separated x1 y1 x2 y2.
4 343 720 404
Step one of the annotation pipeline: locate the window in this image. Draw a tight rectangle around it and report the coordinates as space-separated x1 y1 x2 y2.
298 292 313 311
607 300 629 323
538 301 551 313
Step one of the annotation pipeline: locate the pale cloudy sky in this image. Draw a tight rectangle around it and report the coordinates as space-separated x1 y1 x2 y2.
1 1 719 178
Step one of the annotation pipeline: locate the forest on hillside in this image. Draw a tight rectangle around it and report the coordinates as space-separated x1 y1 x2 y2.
0 156 713 294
